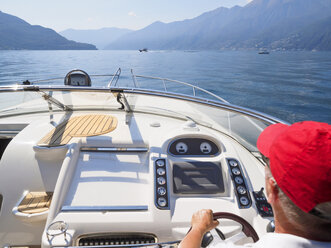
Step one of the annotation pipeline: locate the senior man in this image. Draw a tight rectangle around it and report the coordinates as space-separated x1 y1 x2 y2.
179 121 331 248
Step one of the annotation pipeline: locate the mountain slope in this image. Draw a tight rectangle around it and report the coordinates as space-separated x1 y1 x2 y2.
105 0 331 50
60 27 132 49
0 11 96 50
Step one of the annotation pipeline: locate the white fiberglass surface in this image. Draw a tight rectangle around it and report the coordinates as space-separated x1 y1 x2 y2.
64 152 151 207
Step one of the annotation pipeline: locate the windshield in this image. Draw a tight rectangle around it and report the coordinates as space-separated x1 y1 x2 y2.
0 87 275 152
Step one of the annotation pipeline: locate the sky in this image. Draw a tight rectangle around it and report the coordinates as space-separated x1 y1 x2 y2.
0 0 252 32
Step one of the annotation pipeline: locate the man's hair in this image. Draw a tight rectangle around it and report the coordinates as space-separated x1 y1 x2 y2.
264 159 331 239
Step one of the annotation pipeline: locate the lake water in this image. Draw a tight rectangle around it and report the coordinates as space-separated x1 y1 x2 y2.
0 50 330 123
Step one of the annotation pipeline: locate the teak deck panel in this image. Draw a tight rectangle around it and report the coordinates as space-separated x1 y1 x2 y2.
38 114 117 146
17 192 53 214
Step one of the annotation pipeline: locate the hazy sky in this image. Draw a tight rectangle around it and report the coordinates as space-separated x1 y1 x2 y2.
0 0 252 31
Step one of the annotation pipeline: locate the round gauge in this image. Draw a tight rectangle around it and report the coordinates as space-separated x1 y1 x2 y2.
200 142 212 154
157 187 167 196
240 196 249 206
232 168 241 176
157 177 166 185
176 142 188 154
157 168 166 176
229 160 238 167
158 197 167 207
237 186 247 195
156 160 165 167
235 176 243 184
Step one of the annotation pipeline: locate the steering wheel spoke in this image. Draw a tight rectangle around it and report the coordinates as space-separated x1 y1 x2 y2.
202 212 259 247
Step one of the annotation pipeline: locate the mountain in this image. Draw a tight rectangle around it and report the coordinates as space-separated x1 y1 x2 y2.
270 16 331 50
60 27 132 49
0 11 96 50
105 0 331 50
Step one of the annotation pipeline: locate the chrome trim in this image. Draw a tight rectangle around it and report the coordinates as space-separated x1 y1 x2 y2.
46 221 68 241
81 147 149 152
71 240 180 248
0 130 20 138
61 205 149 212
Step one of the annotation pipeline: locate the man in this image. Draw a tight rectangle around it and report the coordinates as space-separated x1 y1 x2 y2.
179 121 331 247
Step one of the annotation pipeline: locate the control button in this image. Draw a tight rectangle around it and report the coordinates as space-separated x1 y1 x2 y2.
234 176 243 184
156 160 165 167
158 197 167 207
157 168 166 176
240 196 249 206
237 186 247 195
157 187 167 196
229 160 238 167
157 177 166 185
200 142 212 154
232 168 241 175
176 142 188 154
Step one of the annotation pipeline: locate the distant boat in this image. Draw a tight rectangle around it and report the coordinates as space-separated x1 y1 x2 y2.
258 49 269 54
139 48 148 52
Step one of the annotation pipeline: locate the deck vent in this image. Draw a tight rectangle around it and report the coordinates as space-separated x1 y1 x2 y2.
78 234 157 246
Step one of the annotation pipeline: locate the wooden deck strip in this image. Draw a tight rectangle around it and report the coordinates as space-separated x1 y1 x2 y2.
84 115 103 135
39 116 81 146
17 192 53 214
94 115 108 134
89 115 103 134
39 122 66 145
76 115 99 136
53 115 88 145
68 115 94 137
38 114 117 146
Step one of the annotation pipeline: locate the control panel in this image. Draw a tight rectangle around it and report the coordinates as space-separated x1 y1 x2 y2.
154 159 170 209
168 138 220 156
253 188 274 217
227 158 252 208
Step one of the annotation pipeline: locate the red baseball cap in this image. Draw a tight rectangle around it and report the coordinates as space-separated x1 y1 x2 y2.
257 121 331 214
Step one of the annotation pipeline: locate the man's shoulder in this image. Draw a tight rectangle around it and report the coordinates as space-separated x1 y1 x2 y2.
211 233 331 248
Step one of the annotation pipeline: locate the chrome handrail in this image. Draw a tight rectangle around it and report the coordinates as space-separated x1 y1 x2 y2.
130 69 229 103
108 68 122 87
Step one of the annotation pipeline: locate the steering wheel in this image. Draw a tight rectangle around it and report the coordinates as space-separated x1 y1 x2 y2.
201 212 259 247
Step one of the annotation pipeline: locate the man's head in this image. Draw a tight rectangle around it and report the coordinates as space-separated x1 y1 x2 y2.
257 121 331 220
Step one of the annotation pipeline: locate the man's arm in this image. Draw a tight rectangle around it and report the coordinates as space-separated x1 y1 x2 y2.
179 209 219 248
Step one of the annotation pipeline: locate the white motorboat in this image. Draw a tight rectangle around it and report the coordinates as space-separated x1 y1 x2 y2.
0 68 284 248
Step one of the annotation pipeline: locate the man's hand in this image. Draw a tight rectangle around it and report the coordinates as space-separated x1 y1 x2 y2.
179 209 219 248
191 209 220 235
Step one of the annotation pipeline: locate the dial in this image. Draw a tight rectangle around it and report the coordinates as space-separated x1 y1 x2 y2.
176 142 188 154
240 196 249 206
232 168 241 175
157 177 166 185
200 142 212 154
237 186 247 195
158 197 167 207
157 187 167 196
235 176 243 184
157 168 166 176
229 160 238 167
156 160 165 167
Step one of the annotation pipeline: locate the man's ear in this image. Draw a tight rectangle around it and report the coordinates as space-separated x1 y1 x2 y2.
266 177 278 204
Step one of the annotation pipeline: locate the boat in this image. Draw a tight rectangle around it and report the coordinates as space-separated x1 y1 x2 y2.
0 68 284 248
258 49 269 54
139 48 148 52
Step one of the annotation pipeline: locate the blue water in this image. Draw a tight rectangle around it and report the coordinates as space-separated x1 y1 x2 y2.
0 50 330 123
